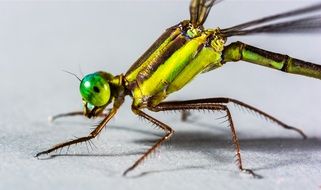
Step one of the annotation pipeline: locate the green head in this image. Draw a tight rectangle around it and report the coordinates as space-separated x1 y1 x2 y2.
80 72 112 108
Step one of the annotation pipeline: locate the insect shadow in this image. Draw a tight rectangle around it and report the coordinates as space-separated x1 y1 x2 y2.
130 126 321 177
39 120 321 178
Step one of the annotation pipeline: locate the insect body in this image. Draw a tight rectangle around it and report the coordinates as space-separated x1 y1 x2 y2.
37 0 321 178
126 24 225 107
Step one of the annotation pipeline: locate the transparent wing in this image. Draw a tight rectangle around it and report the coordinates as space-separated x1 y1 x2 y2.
190 0 223 27
222 3 321 37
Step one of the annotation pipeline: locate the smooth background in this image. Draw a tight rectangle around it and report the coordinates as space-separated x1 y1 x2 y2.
0 1 321 189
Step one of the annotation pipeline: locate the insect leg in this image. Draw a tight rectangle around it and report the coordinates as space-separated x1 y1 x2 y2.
158 97 307 139
36 108 118 157
123 106 174 176
149 100 261 178
207 97 307 139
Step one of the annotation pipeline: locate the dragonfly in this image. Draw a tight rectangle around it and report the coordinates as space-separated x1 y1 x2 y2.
36 0 321 178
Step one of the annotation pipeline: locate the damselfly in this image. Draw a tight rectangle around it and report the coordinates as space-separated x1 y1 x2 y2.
36 0 321 178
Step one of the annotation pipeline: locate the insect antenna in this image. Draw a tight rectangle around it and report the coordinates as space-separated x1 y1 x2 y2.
61 70 82 82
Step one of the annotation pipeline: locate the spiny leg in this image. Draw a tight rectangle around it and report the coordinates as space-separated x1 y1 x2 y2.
123 106 174 176
36 108 117 157
173 97 306 139
223 107 261 178
148 99 265 178
215 97 306 139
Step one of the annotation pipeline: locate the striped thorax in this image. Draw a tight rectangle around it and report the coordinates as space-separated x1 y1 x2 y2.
124 21 226 108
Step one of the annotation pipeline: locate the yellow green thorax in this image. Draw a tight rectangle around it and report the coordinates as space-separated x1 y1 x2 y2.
139 33 207 95
125 27 182 82
167 45 223 94
127 26 225 107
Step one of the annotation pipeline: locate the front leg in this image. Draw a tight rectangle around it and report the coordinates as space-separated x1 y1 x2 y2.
36 108 117 157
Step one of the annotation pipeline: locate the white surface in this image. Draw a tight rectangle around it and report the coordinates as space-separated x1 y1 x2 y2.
1 1 321 190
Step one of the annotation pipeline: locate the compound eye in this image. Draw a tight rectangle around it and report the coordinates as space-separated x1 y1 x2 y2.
80 73 111 107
